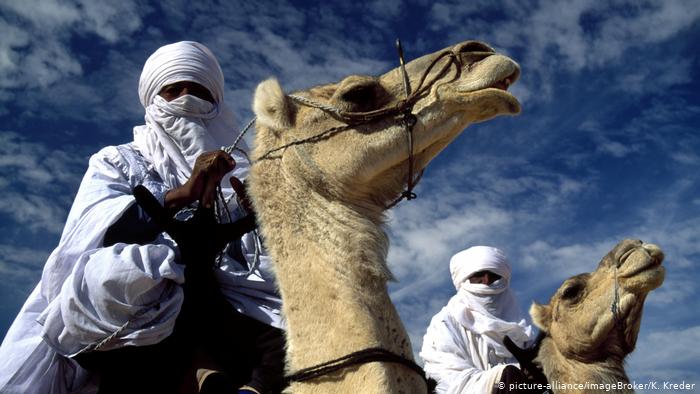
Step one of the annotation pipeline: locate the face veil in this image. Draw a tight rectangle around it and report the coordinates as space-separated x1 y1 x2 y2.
133 41 249 190
447 246 534 357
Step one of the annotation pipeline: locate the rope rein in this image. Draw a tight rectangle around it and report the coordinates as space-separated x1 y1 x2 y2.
285 347 435 391
611 263 622 327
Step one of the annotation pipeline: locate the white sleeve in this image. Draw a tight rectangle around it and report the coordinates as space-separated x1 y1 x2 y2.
36 146 186 357
0 145 181 393
420 311 506 394
39 242 185 356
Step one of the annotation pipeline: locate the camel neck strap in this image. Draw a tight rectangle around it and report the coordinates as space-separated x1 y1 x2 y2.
284 347 436 393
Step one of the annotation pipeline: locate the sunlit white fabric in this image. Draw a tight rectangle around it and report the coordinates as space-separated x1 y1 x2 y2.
420 246 535 394
0 145 177 393
138 41 224 108
0 41 279 394
134 40 248 190
447 246 533 357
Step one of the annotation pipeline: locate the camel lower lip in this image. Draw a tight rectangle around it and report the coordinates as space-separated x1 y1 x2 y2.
620 260 662 278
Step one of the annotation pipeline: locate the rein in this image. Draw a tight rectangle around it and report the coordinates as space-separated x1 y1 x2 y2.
284 347 436 392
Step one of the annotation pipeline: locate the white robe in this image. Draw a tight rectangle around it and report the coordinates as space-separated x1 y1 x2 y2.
420 246 534 393
0 143 282 393
420 306 517 394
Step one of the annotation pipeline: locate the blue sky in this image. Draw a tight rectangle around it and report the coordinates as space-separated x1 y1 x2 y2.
1 0 698 390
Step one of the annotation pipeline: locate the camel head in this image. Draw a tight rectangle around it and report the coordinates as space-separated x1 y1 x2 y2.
530 239 665 365
250 40 520 210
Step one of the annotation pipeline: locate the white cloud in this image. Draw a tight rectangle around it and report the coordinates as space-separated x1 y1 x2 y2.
0 243 50 309
0 131 84 235
0 193 68 235
0 18 82 89
425 0 700 106
1 0 144 42
648 277 696 306
1 0 81 30
0 0 145 92
519 239 614 280
76 1 145 43
671 151 700 166
628 325 700 385
595 137 641 158
617 58 693 95
592 1 700 65
0 244 48 274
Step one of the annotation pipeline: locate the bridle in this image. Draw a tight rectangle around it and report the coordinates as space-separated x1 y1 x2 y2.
227 39 463 209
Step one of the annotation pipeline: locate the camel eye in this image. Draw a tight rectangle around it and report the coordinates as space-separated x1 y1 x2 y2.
561 283 583 301
341 84 376 103
333 77 389 112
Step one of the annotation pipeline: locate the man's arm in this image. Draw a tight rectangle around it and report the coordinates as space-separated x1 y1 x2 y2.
38 146 186 356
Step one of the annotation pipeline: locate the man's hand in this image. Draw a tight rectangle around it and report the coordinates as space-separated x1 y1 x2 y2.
503 334 549 388
165 150 235 213
229 176 252 212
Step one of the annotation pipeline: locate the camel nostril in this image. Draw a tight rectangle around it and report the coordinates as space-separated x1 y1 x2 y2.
643 244 665 264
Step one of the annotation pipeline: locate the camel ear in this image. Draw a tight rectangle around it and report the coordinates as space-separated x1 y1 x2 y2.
530 302 552 330
253 78 293 131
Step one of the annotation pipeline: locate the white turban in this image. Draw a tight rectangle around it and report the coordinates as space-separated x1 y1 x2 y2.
132 41 248 191
450 246 512 292
138 41 225 108
446 246 534 357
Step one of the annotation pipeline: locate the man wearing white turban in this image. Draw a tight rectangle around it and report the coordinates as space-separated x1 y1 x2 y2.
0 41 285 394
420 246 537 393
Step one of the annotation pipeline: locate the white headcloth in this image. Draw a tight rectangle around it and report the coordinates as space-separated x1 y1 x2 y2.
138 41 224 108
133 41 248 190
446 246 534 357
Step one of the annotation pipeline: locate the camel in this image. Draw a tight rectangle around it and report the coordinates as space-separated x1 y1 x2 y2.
528 239 666 393
247 40 521 393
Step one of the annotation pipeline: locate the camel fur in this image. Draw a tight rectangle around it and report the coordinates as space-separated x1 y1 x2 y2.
530 239 666 393
248 40 521 393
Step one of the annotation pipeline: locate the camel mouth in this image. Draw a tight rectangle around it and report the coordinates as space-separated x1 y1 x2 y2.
490 77 513 91
618 244 665 279
453 54 521 95
484 72 519 96
487 68 520 91
620 259 663 279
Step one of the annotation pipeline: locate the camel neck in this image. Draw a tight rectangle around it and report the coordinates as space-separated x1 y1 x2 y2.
538 338 631 394
249 159 423 391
